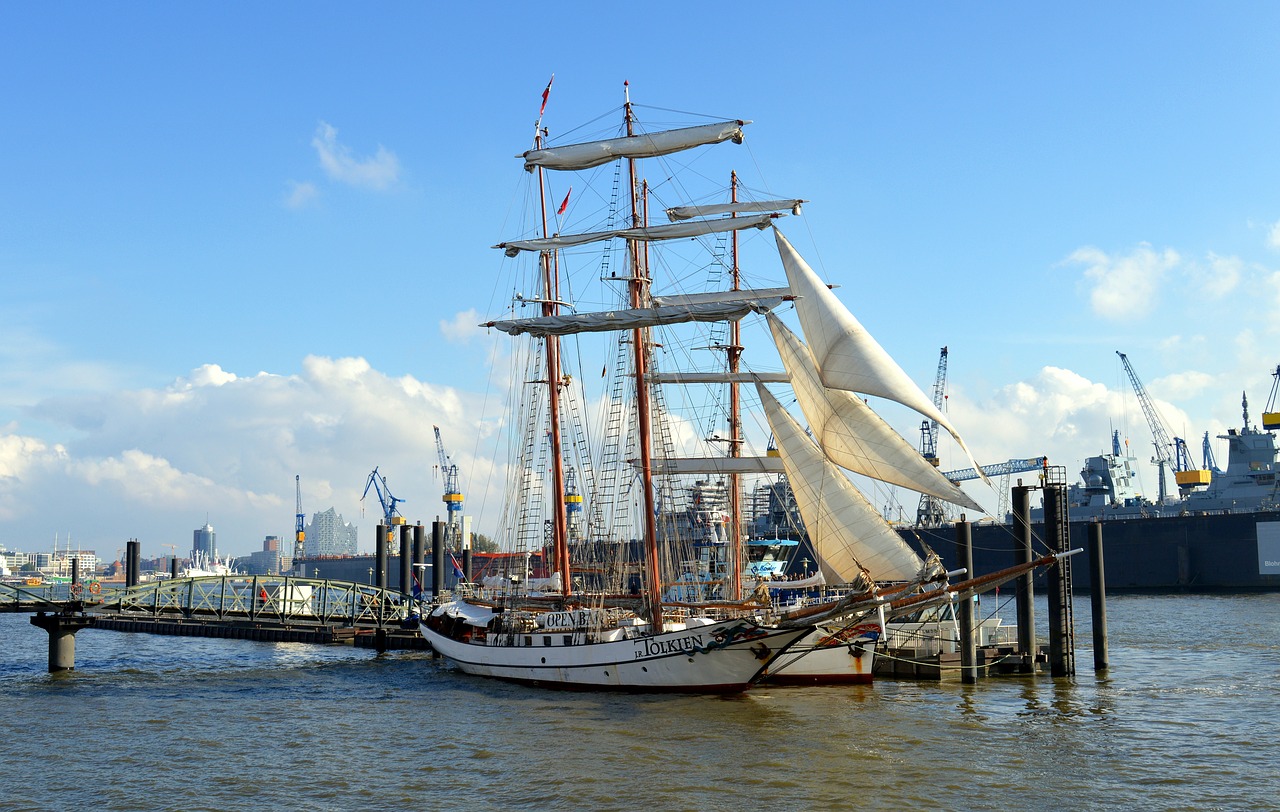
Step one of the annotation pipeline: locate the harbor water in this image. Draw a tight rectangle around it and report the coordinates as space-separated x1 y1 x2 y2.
2 592 1277 811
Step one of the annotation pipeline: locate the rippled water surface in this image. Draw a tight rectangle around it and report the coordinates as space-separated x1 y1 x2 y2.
2 593 1278 811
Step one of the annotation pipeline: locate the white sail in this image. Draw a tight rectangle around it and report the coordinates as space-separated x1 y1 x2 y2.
666 199 805 221
496 213 776 257
767 313 984 512
757 384 928 583
773 226 993 489
484 296 785 337
520 120 749 172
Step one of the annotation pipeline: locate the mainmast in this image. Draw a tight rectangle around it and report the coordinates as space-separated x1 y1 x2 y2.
624 83 664 621
726 171 743 601
533 113 572 596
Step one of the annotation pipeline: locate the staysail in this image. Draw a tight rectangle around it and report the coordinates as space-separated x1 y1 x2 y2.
757 384 931 584
772 226 993 489
767 313 984 512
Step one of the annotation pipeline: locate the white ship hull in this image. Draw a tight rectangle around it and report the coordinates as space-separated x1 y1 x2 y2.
758 622 880 685
422 610 810 693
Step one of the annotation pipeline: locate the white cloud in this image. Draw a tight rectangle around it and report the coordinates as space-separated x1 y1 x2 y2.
1190 252 1242 300
441 309 482 344
284 180 318 209
1268 219 1280 250
0 357 491 557
1067 243 1180 320
311 121 400 191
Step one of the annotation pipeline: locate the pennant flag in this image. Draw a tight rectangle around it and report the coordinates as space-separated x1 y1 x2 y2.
539 74 554 117
411 572 424 600
557 186 572 215
450 554 465 580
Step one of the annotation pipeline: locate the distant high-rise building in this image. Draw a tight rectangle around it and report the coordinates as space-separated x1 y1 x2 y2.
262 535 280 552
193 523 216 559
305 508 357 557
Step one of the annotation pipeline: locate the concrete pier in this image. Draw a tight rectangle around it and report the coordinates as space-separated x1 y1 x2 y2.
29 612 97 672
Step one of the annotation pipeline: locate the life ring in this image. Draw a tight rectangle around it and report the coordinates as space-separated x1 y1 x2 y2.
88 581 102 595
69 583 84 597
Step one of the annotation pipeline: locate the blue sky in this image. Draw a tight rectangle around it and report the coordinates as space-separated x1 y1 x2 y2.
4 3 1280 559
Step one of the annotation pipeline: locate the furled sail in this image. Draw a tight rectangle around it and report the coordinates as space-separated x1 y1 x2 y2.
495 213 776 257
520 120 749 172
757 384 931 583
767 313 984 512
484 294 786 337
666 199 805 221
773 226 993 489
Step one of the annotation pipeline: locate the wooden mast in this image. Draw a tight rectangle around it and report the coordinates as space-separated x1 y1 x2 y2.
624 83 664 622
727 171 743 600
533 121 571 597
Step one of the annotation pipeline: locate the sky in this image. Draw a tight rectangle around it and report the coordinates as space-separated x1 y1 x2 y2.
5 3 1280 560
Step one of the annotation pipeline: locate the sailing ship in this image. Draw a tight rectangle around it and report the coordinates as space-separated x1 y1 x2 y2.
420 83 813 691
421 81 1062 689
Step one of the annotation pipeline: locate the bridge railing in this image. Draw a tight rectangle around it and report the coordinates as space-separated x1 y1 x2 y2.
88 576 413 629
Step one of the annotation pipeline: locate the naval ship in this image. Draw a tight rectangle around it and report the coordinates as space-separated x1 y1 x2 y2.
903 392 1280 591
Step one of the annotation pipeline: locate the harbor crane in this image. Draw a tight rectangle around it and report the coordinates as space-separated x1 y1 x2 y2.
433 426 464 548
915 347 950 527
294 475 306 562
361 468 406 545
1263 364 1280 430
1116 351 1209 501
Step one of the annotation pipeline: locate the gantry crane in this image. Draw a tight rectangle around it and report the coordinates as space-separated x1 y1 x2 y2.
433 426 464 548
361 467 406 544
294 475 306 563
915 347 950 526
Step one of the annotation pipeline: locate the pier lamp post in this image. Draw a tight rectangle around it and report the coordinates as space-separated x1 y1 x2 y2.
313 568 319 579
367 567 373 584
801 557 810 577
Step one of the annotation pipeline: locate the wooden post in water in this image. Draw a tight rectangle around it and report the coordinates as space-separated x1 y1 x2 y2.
1012 484 1036 672
399 525 412 597
957 516 977 684
432 521 446 597
1089 521 1109 671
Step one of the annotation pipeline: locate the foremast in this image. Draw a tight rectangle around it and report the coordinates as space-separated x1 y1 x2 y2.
531 119 572 597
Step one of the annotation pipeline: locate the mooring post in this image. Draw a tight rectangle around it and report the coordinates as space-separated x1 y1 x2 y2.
1089 521 1109 671
432 520 446 597
399 524 413 597
375 525 388 591
1012 484 1036 672
413 522 425 584
126 539 141 588
170 556 178 580
1044 481 1076 677
957 516 977 684
30 613 97 672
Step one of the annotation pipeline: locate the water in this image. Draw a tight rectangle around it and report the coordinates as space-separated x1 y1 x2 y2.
2 593 1278 811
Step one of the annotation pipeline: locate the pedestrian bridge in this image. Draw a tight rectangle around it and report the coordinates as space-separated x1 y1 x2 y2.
3 575 429 671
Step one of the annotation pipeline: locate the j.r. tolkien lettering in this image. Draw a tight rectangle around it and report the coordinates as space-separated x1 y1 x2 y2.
635 634 705 659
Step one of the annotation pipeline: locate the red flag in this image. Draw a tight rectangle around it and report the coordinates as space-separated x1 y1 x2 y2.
540 74 554 117
557 187 572 215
